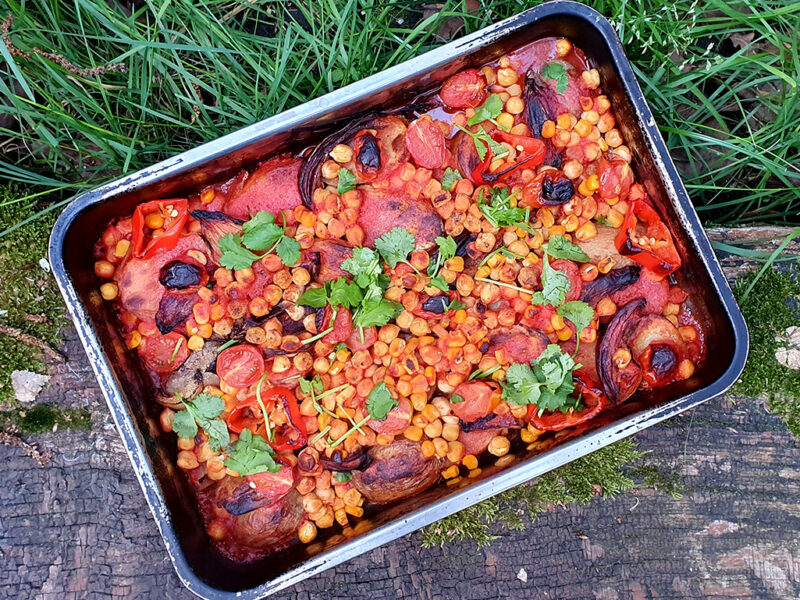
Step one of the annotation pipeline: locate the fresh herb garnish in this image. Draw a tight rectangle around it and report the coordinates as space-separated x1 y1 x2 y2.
467 93 504 126
216 339 239 353
333 472 353 483
541 62 569 94
557 300 594 341
365 382 398 420
219 210 301 269
334 342 349 352
298 375 325 395
545 235 590 262
337 167 357 194
341 247 383 288
170 336 183 362
456 124 509 162
171 393 230 452
478 187 527 228
530 252 571 307
426 235 459 292
596 214 610 227
224 428 281 475
353 298 402 328
375 227 421 274
440 168 462 191
444 297 466 312
502 344 581 414
477 246 526 270
468 364 502 381
451 393 465 404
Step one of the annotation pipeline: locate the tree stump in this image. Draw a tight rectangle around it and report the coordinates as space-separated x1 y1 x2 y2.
1 227 798 600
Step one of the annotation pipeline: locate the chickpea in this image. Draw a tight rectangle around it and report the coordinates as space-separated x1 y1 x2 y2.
298 520 318 544
159 408 175 433
207 519 228 541
329 144 353 163
497 67 518 87
556 39 572 57
442 422 460 442
562 159 584 180
321 159 341 179
582 68 600 89
177 450 199 470
94 260 115 279
505 96 524 115
488 435 510 457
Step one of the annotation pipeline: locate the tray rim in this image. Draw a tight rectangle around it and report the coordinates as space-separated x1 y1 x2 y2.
48 2 749 598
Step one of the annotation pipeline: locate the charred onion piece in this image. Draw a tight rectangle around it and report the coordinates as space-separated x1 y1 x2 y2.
191 210 243 265
422 295 449 314
580 265 641 305
525 70 551 137
352 440 443 504
230 489 304 550
155 290 198 334
161 341 220 402
460 411 522 433
355 132 381 173
597 299 646 403
541 176 574 205
159 261 204 289
319 448 373 472
629 315 684 386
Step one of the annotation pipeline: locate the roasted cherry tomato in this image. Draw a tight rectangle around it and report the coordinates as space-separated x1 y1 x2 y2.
366 397 412 435
217 344 265 388
520 169 574 208
614 188 681 277
527 374 607 431
138 331 189 374
353 130 382 180
347 325 377 351
597 158 634 201
440 68 486 108
451 381 495 422
405 116 448 169
131 199 189 259
246 466 295 505
322 307 354 345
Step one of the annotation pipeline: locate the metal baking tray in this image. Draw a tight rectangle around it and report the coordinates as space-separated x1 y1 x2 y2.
49 2 748 597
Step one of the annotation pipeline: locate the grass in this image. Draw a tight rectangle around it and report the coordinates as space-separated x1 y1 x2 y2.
733 265 800 437
0 0 798 230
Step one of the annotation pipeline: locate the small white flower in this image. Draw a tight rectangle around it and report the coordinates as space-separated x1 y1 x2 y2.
39 258 51 273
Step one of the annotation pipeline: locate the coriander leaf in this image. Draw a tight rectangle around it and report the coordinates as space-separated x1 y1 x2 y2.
275 235 301 266
353 299 402 328
171 409 198 439
428 275 450 292
455 125 508 162
445 298 466 311
557 301 594 337
224 428 281 476
202 419 231 452
541 62 569 94
596 214 610 227
478 187 527 228
312 375 324 391
451 393 465 404
218 233 260 270
436 235 458 261
366 382 398 420
297 285 330 308
298 377 314 394
333 472 353 483
375 227 416 268
328 277 363 309
467 93 504 125
531 253 570 307
337 168 357 194
241 211 283 251
190 393 226 419
440 168 462 191
502 344 580 413
341 247 383 288
333 343 349 352
361 274 390 304
545 235 590 262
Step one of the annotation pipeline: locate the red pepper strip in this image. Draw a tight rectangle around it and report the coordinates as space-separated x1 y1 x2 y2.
226 397 264 434
131 199 189 259
490 130 545 158
614 198 681 277
263 386 307 451
527 373 607 431
472 131 546 183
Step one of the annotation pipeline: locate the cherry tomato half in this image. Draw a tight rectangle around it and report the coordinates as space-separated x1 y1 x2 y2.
139 331 188 374
405 116 448 169
217 344 265 388
440 69 486 108
451 381 495 422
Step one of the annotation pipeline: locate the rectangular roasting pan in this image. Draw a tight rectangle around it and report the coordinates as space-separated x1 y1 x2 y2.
49 2 748 598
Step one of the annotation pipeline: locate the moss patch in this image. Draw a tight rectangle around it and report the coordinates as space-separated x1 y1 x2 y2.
732 266 800 438
0 404 92 434
0 184 67 406
420 439 646 547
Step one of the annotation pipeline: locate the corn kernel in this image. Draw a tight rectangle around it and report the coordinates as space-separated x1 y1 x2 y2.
187 335 204 351
462 454 479 470
541 120 556 138
442 465 460 479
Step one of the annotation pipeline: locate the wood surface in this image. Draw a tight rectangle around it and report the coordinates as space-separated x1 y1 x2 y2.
1 227 798 600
